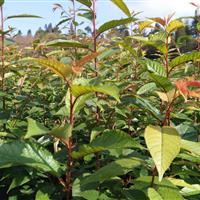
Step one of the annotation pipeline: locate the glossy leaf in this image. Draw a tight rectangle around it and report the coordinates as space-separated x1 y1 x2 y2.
25 118 49 139
72 130 143 159
111 0 131 17
144 126 181 181
134 176 184 200
177 152 200 163
97 17 134 35
71 84 120 102
32 58 73 79
181 184 200 196
149 73 174 92
138 20 154 31
0 141 61 176
170 51 200 68
25 118 72 140
181 139 200 156
142 59 166 77
132 95 162 120
46 39 89 49
167 177 198 189
148 188 163 200
166 20 185 33
49 124 72 140
137 82 157 95
81 158 142 186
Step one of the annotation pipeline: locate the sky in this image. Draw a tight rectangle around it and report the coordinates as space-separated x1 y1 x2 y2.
4 0 198 35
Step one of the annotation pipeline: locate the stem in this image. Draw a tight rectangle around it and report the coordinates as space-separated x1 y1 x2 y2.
92 0 97 74
165 35 169 77
65 2 77 198
0 5 5 130
92 0 101 170
150 166 157 187
65 93 74 200
161 90 177 126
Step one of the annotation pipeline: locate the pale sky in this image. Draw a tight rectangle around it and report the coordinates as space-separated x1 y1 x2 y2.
4 0 198 35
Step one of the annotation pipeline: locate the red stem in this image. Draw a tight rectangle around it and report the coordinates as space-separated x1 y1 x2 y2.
150 166 157 187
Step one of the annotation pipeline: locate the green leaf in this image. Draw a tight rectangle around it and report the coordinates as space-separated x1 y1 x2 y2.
166 20 185 33
81 158 142 186
8 175 30 192
56 18 71 27
35 190 50 200
181 139 200 156
149 31 167 43
25 118 49 139
71 84 120 102
123 189 146 200
197 22 200 31
144 126 181 181
78 190 100 200
0 0 4 6
181 184 200 196
170 51 200 68
25 118 72 140
0 141 61 176
132 95 162 120
73 93 93 114
46 39 89 49
64 89 93 117
137 83 157 95
111 0 131 17
0 132 10 137
97 17 134 35
148 188 163 200
72 130 143 159
177 152 200 163
76 0 92 8
149 73 173 92
32 58 73 79
6 14 42 20
142 59 166 77
167 177 198 190
49 124 72 140
133 176 184 200
138 20 154 31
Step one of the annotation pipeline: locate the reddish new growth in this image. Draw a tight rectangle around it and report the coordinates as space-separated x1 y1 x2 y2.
175 79 200 100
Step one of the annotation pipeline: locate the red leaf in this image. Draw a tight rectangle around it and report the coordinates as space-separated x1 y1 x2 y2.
72 52 99 74
150 17 166 27
175 79 200 100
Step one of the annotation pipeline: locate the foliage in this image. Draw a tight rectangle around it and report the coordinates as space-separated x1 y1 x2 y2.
0 0 200 199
